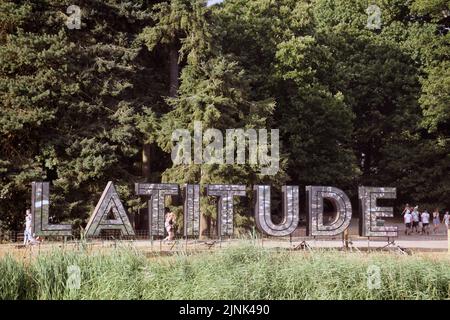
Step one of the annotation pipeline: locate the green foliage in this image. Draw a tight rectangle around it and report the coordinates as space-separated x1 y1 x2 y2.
1 246 450 299
139 0 213 63
420 61 450 134
1 0 449 232
0 1 163 229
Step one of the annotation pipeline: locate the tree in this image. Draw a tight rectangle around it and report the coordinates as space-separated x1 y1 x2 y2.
138 0 214 183
1 1 75 230
215 0 359 191
1 0 449 235
155 1 286 237
0 0 165 231
139 0 213 97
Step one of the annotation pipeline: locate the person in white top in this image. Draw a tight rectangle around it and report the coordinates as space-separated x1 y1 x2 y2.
401 204 411 216
163 209 176 241
443 211 449 234
411 206 420 233
421 210 430 235
404 210 412 235
23 209 34 245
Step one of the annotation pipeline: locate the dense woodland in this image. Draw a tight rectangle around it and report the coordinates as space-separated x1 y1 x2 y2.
0 0 449 235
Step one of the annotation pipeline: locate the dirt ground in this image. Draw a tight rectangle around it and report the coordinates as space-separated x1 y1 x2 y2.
1 236 448 262
1 220 448 261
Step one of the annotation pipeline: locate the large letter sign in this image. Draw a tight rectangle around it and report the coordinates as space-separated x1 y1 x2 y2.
359 186 397 237
183 184 200 237
135 183 179 237
306 186 352 236
85 182 135 237
31 182 72 236
207 184 246 237
254 185 299 236
29 181 399 239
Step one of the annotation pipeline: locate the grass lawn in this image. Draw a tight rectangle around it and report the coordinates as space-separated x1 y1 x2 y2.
1 244 449 300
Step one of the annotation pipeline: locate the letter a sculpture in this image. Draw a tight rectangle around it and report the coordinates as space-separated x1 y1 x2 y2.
85 181 135 237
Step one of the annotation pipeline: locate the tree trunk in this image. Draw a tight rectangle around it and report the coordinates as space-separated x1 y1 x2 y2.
169 45 179 97
142 143 151 181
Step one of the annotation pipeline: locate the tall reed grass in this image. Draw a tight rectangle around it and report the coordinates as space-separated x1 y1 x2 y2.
1 245 449 300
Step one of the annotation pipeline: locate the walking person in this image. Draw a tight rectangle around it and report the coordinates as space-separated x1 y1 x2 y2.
411 206 420 233
432 208 440 234
421 209 430 235
401 204 411 215
23 209 34 245
404 209 412 235
443 211 449 234
163 209 176 241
